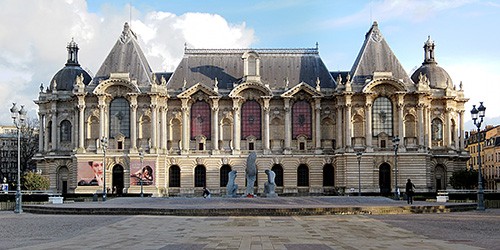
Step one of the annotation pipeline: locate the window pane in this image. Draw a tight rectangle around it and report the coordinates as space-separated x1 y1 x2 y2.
60 120 71 142
191 101 211 139
241 100 261 139
372 97 393 136
292 101 312 139
109 98 130 138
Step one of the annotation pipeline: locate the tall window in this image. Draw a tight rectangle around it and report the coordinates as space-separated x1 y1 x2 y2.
297 164 309 187
191 101 211 139
271 164 284 187
109 97 130 138
241 100 261 139
60 120 72 142
372 97 393 136
292 101 312 139
220 165 232 187
48 121 52 143
169 165 180 187
194 165 206 187
432 118 443 141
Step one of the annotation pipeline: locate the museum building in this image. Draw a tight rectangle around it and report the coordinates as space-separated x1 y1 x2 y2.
33 22 469 196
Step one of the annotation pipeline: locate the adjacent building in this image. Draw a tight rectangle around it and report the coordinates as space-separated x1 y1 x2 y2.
466 125 500 190
33 22 469 196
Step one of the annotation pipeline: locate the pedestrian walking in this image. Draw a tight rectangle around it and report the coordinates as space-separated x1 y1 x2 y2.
203 187 211 198
405 179 416 204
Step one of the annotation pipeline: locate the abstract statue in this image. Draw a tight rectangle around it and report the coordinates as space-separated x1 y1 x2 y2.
245 152 257 197
264 169 277 197
226 170 238 197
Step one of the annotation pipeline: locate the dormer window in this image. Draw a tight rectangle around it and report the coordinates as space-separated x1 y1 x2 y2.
242 51 260 81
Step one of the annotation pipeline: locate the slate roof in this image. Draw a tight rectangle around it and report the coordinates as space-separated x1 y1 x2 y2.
93 23 153 85
167 48 336 91
350 22 413 85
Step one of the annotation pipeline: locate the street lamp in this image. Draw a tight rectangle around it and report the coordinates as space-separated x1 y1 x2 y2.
392 135 400 200
356 152 362 196
139 150 144 197
100 137 108 202
471 102 486 211
10 103 26 214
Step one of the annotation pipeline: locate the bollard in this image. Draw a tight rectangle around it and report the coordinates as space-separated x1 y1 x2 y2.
93 193 98 202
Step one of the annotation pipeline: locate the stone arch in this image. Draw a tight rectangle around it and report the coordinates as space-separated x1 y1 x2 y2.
220 164 232 187
404 114 416 138
435 164 447 191
169 118 182 151
194 165 206 187
323 164 335 187
112 164 124 195
297 164 309 187
271 164 284 187
379 162 391 196
56 166 69 195
169 165 181 187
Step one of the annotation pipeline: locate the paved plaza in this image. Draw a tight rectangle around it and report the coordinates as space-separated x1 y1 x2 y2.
1 208 498 249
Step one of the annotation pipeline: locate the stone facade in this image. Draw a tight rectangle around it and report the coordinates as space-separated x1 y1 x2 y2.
34 22 469 197
466 125 500 190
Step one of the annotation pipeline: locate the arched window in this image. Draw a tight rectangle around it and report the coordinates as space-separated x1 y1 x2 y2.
404 115 416 138
109 97 130 138
169 165 181 187
241 100 261 139
323 164 335 186
60 120 72 142
271 164 284 187
372 97 393 136
297 164 309 187
194 165 206 187
432 118 443 141
220 165 232 187
292 101 312 139
191 101 211 139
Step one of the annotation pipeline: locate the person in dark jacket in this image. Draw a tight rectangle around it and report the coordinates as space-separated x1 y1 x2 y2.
405 179 416 204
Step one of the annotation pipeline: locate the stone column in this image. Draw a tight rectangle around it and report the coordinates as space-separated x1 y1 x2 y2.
263 97 271 154
417 103 425 151
181 98 190 154
130 96 138 151
77 104 86 152
445 108 452 148
336 104 343 150
345 96 352 150
426 105 432 149
51 105 57 151
160 105 168 152
459 110 465 151
314 97 322 154
284 98 292 154
151 100 158 152
397 94 405 151
98 95 106 144
365 95 373 151
38 113 44 153
211 97 220 154
232 98 241 153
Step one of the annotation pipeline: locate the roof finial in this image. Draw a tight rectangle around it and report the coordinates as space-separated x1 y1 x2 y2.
315 42 319 50
66 38 79 66
423 35 436 64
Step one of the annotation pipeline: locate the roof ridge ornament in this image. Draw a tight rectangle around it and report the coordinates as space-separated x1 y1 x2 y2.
120 22 136 44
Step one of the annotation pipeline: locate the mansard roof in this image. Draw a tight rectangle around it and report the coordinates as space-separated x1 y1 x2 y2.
350 22 413 86
167 48 336 92
93 23 153 85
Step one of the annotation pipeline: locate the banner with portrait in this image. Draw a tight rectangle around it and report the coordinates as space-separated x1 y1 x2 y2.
130 160 156 186
77 160 104 186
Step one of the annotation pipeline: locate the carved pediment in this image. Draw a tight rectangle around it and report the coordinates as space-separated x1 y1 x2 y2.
281 82 323 98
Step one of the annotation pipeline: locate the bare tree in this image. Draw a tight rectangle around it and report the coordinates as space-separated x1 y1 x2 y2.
20 117 39 173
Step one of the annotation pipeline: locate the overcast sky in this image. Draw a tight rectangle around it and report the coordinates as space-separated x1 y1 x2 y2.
1 0 499 130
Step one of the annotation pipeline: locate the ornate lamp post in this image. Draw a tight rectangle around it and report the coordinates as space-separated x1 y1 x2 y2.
100 137 108 202
471 102 486 211
356 152 362 196
10 103 26 214
392 135 400 200
139 150 144 197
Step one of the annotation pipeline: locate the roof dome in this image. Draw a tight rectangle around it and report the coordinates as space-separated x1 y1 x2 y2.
50 39 91 91
51 66 92 91
410 36 452 89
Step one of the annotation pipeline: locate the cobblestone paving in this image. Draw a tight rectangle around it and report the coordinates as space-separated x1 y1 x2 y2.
2 210 497 250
